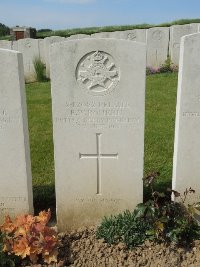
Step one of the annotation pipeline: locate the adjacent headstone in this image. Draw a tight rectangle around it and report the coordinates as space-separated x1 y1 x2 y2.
91 31 121 38
172 33 200 202
91 30 146 43
120 29 147 43
44 36 65 78
0 49 33 223
38 39 46 64
146 27 169 68
170 24 198 66
0 40 12 50
66 34 90 40
17 38 40 82
50 38 146 230
12 41 18 51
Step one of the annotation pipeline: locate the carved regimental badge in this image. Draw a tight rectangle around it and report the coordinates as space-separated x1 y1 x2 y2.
76 51 120 96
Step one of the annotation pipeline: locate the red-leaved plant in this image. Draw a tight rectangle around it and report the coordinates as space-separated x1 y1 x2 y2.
0 209 58 264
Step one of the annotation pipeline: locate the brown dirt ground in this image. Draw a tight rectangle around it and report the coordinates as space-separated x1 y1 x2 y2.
26 226 200 267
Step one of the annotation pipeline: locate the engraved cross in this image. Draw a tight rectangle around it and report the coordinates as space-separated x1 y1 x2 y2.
79 133 118 195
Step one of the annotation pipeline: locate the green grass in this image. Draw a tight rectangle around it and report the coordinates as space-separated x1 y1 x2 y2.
26 82 55 214
0 35 11 40
144 73 178 198
25 73 178 211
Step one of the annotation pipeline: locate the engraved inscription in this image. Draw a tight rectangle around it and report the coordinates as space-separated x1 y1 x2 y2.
0 197 26 215
152 30 163 41
0 197 26 202
127 32 136 40
76 51 120 96
79 133 118 195
25 39 31 48
0 109 20 130
75 198 122 204
183 112 200 117
0 208 15 214
173 42 180 49
55 101 140 129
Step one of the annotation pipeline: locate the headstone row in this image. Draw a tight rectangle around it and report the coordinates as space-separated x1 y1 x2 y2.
0 37 146 230
1 23 200 82
1 31 200 230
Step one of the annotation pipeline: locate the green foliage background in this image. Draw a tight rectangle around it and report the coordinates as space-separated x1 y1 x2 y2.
0 18 200 40
0 23 10 37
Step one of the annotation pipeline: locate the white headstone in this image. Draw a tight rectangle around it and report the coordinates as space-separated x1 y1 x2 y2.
12 41 18 51
50 39 146 230
190 23 200 31
44 36 65 78
120 29 147 43
91 30 146 43
146 27 169 68
38 39 46 64
91 31 121 38
172 33 200 202
67 34 90 40
0 49 33 223
170 24 199 66
0 40 12 50
17 38 40 82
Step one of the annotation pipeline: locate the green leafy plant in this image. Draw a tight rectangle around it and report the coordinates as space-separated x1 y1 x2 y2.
159 57 178 73
33 57 47 82
96 210 152 248
146 58 179 75
97 172 200 248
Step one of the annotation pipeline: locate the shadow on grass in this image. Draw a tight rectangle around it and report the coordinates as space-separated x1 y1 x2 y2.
33 185 56 223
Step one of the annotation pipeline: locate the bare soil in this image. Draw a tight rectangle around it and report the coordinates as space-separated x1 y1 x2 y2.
26 226 200 267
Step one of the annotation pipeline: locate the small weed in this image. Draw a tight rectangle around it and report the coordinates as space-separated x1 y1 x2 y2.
33 58 47 82
147 58 178 76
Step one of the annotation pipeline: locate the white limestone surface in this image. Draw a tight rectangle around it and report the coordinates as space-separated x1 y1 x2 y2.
66 34 90 40
172 33 200 203
0 49 33 223
38 39 46 64
0 40 12 50
17 38 40 82
91 30 146 43
121 29 147 42
44 36 65 78
91 32 121 38
170 24 198 66
146 27 169 68
12 41 18 51
50 38 146 230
